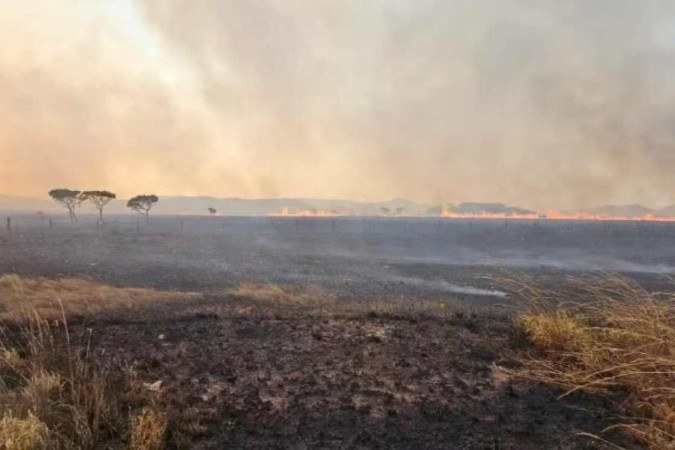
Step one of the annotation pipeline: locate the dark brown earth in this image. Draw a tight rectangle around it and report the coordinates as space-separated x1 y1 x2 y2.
79 294 632 449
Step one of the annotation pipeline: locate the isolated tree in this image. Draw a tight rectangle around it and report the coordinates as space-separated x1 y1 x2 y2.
48 189 82 222
208 207 217 216
81 191 116 223
379 207 390 216
127 195 159 221
395 207 405 216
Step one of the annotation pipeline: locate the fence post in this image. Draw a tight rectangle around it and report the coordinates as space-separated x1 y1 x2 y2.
49 218 53 230
6 217 10 232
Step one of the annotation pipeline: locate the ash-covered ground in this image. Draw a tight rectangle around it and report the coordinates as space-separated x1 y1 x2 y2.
1 215 674 301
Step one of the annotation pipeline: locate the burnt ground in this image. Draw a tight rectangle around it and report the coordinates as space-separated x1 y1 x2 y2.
1 216 675 296
70 294 632 450
1 216 670 448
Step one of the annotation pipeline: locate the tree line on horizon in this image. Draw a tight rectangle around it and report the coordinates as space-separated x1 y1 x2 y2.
47 189 159 223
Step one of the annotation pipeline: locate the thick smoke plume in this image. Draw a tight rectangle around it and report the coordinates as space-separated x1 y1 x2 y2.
2 0 675 209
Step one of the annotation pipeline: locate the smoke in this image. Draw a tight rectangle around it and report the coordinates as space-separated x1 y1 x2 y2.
2 0 675 209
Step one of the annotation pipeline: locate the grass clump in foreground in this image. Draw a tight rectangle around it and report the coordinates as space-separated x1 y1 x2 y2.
508 275 674 449
0 275 168 449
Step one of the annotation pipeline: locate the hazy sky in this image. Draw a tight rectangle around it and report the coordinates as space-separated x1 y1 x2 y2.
2 0 675 209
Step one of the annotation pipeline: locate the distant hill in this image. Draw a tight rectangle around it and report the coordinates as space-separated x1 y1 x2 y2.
447 203 535 216
148 197 430 216
0 194 57 213
2 194 672 218
583 204 653 218
0 194 430 216
656 204 675 217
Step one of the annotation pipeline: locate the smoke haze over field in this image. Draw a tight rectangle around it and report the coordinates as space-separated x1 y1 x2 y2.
2 1 675 209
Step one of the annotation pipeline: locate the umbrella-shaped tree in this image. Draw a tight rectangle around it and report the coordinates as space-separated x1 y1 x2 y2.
81 191 116 223
48 189 82 222
127 195 159 221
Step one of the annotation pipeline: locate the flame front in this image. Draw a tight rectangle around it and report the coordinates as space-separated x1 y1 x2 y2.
542 211 675 222
267 207 675 221
269 207 341 217
440 209 539 220
440 208 675 222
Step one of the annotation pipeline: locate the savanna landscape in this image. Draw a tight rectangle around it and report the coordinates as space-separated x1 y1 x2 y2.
2 1 675 448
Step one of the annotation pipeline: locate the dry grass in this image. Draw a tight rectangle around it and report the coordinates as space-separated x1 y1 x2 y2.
230 282 478 320
0 275 172 449
0 413 49 449
0 274 201 321
0 310 124 448
232 282 337 306
129 407 167 450
506 275 675 449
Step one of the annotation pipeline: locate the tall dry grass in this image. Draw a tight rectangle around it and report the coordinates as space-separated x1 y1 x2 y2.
0 307 125 448
0 275 170 449
505 275 675 449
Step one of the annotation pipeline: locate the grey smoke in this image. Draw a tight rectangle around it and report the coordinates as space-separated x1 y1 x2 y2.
2 1 675 209
132 0 675 209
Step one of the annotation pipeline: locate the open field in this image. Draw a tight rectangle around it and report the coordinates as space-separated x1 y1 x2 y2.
0 216 673 448
2 215 675 297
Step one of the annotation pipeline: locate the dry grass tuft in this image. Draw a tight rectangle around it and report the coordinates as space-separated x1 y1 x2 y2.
506 275 675 449
515 310 590 353
0 412 50 449
129 407 167 450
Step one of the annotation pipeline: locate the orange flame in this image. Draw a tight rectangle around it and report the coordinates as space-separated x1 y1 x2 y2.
440 210 539 220
268 207 341 217
440 209 675 222
542 211 675 222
